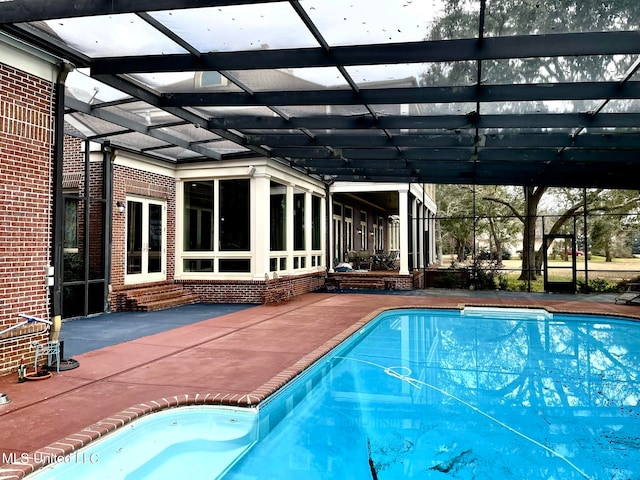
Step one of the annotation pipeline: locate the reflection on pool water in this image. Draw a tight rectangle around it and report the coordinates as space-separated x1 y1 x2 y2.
30 307 640 479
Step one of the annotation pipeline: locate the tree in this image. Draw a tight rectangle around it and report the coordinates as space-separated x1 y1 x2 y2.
475 185 521 262
425 0 640 281
436 185 475 262
470 187 639 280
587 191 640 261
437 185 521 264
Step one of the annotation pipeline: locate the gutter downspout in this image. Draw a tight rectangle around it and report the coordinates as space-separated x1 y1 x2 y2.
103 143 114 311
49 60 74 342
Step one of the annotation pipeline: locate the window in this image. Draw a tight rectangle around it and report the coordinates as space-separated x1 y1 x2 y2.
312 195 321 250
182 178 251 273
344 206 353 253
332 202 343 263
294 192 305 251
376 216 385 251
360 211 368 250
195 71 227 88
126 200 143 274
183 259 213 272
389 215 400 252
219 179 250 251
219 259 250 273
63 191 79 252
184 181 214 251
270 181 286 251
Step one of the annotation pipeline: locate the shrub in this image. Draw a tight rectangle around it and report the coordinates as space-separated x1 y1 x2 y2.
469 258 500 290
576 278 620 293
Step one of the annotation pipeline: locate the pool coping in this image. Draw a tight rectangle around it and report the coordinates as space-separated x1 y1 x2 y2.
2 301 639 479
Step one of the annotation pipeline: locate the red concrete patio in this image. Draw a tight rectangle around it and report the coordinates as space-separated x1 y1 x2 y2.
0 291 638 478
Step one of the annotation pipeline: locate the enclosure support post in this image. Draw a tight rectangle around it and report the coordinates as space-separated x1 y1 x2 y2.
583 188 589 289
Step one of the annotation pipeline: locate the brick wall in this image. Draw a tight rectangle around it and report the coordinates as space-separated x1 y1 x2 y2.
178 272 326 304
110 163 176 304
0 63 55 376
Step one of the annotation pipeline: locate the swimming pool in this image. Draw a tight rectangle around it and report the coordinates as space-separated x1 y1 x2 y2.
30 307 640 479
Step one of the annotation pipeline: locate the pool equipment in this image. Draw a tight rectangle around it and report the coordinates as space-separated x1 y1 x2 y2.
0 314 55 402
0 314 52 337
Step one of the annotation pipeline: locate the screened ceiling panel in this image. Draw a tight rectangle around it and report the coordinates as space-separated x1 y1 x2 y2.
110 101 183 126
41 15 188 57
2 0 640 188
148 3 319 52
66 70 131 104
302 0 473 45
107 132 171 151
160 123 223 144
190 105 280 118
277 105 372 117
483 0 640 36
481 100 606 115
414 103 477 115
65 112 129 139
601 99 640 114
483 55 638 84
126 72 246 93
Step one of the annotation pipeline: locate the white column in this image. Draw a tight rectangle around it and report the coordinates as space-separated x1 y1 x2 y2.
418 202 425 269
253 173 271 279
286 184 294 274
427 211 437 263
305 190 312 271
327 193 334 272
429 210 436 266
412 196 419 271
321 192 327 271
398 187 410 275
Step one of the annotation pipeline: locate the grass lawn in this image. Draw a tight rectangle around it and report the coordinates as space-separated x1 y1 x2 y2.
438 255 640 291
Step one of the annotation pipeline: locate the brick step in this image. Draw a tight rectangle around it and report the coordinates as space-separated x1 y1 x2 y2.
126 295 199 311
115 283 200 312
339 281 385 290
135 295 199 312
331 277 386 290
123 284 184 296
133 289 193 303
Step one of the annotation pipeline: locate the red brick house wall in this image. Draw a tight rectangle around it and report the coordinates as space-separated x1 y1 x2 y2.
110 163 176 306
0 63 55 376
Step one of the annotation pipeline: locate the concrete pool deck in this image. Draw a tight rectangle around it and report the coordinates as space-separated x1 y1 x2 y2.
0 290 639 478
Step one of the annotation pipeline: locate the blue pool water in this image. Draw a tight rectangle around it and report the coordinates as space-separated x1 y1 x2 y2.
29 406 258 479
30 307 640 479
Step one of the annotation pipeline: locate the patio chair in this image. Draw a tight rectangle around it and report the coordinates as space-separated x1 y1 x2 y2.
278 272 295 302
264 273 286 305
32 340 60 373
384 250 399 270
346 251 358 268
615 282 640 305
358 250 372 270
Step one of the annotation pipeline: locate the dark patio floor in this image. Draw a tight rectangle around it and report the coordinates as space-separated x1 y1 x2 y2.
0 290 638 478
